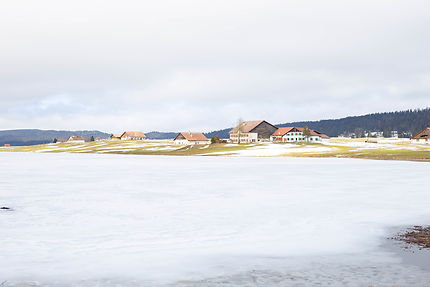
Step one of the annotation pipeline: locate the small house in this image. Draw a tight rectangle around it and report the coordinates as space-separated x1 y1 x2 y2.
120 131 146 140
67 136 85 143
173 132 210 145
110 134 122 140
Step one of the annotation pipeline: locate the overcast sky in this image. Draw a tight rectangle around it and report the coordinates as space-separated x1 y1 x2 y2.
1 0 429 133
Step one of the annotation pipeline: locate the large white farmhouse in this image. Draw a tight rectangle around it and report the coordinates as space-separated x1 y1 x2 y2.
270 127 329 142
229 120 278 143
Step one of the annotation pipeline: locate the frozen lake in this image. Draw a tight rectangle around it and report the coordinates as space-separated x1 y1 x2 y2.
1 153 430 286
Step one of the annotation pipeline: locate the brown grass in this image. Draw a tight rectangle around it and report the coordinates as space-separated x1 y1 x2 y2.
394 226 430 249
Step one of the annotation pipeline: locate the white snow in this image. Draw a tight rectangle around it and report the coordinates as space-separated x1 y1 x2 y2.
1 153 430 286
202 143 336 156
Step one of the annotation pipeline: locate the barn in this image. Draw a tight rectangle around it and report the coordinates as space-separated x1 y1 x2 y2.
229 120 278 143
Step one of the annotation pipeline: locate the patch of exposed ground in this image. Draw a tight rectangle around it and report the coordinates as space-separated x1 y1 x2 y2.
393 226 430 249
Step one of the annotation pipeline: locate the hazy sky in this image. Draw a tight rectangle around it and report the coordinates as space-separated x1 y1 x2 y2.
1 0 429 133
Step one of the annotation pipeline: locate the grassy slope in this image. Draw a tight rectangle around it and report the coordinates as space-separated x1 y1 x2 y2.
1 139 430 162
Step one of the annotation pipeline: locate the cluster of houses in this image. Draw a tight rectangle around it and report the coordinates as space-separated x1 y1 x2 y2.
103 120 331 145
229 120 329 143
53 121 430 146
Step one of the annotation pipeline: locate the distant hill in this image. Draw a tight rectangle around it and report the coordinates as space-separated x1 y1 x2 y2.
2 108 429 145
0 129 110 146
145 131 178 139
205 108 430 139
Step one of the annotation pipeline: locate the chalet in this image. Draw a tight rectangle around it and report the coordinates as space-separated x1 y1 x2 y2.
57 138 67 143
270 127 330 143
110 134 122 140
412 128 430 144
67 136 85 143
174 132 210 145
229 120 278 143
120 131 146 140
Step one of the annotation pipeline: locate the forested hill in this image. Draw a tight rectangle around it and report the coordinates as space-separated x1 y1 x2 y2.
277 108 430 137
1 108 429 145
0 129 110 146
205 108 430 138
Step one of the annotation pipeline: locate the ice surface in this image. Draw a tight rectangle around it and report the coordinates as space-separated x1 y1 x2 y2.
1 153 430 286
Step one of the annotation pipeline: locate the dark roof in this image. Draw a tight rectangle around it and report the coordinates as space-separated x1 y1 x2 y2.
229 120 277 134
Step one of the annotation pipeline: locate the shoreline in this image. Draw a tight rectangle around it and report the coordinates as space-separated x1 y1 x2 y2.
1 140 429 162
382 226 430 273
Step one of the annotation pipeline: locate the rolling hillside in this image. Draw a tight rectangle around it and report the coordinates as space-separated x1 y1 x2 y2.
0 129 110 146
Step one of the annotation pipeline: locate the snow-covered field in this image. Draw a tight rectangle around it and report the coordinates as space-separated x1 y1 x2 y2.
1 153 430 286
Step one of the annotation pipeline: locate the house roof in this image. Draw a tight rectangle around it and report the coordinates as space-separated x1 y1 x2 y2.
68 136 84 141
174 132 209 141
57 138 67 142
272 127 295 136
120 131 146 138
412 128 430 139
111 134 122 138
272 127 330 139
229 120 277 134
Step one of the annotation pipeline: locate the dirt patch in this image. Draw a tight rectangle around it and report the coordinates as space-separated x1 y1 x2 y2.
393 226 430 249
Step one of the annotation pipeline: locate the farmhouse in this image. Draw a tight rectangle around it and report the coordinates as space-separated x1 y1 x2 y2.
174 132 210 145
229 120 278 143
120 131 146 140
412 128 430 143
57 138 67 143
67 136 85 143
270 127 330 142
110 134 122 140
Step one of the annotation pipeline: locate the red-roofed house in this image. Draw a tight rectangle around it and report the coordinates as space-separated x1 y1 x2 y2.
411 128 430 144
173 132 210 145
67 136 85 143
110 134 122 140
271 127 330 143
120 131 146 140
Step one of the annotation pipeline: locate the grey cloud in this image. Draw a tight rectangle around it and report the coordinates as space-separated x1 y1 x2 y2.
0 0 429 131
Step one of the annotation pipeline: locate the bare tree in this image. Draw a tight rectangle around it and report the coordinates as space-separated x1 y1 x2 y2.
354 128 365 138
303 126 311 142
237 118 244 144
